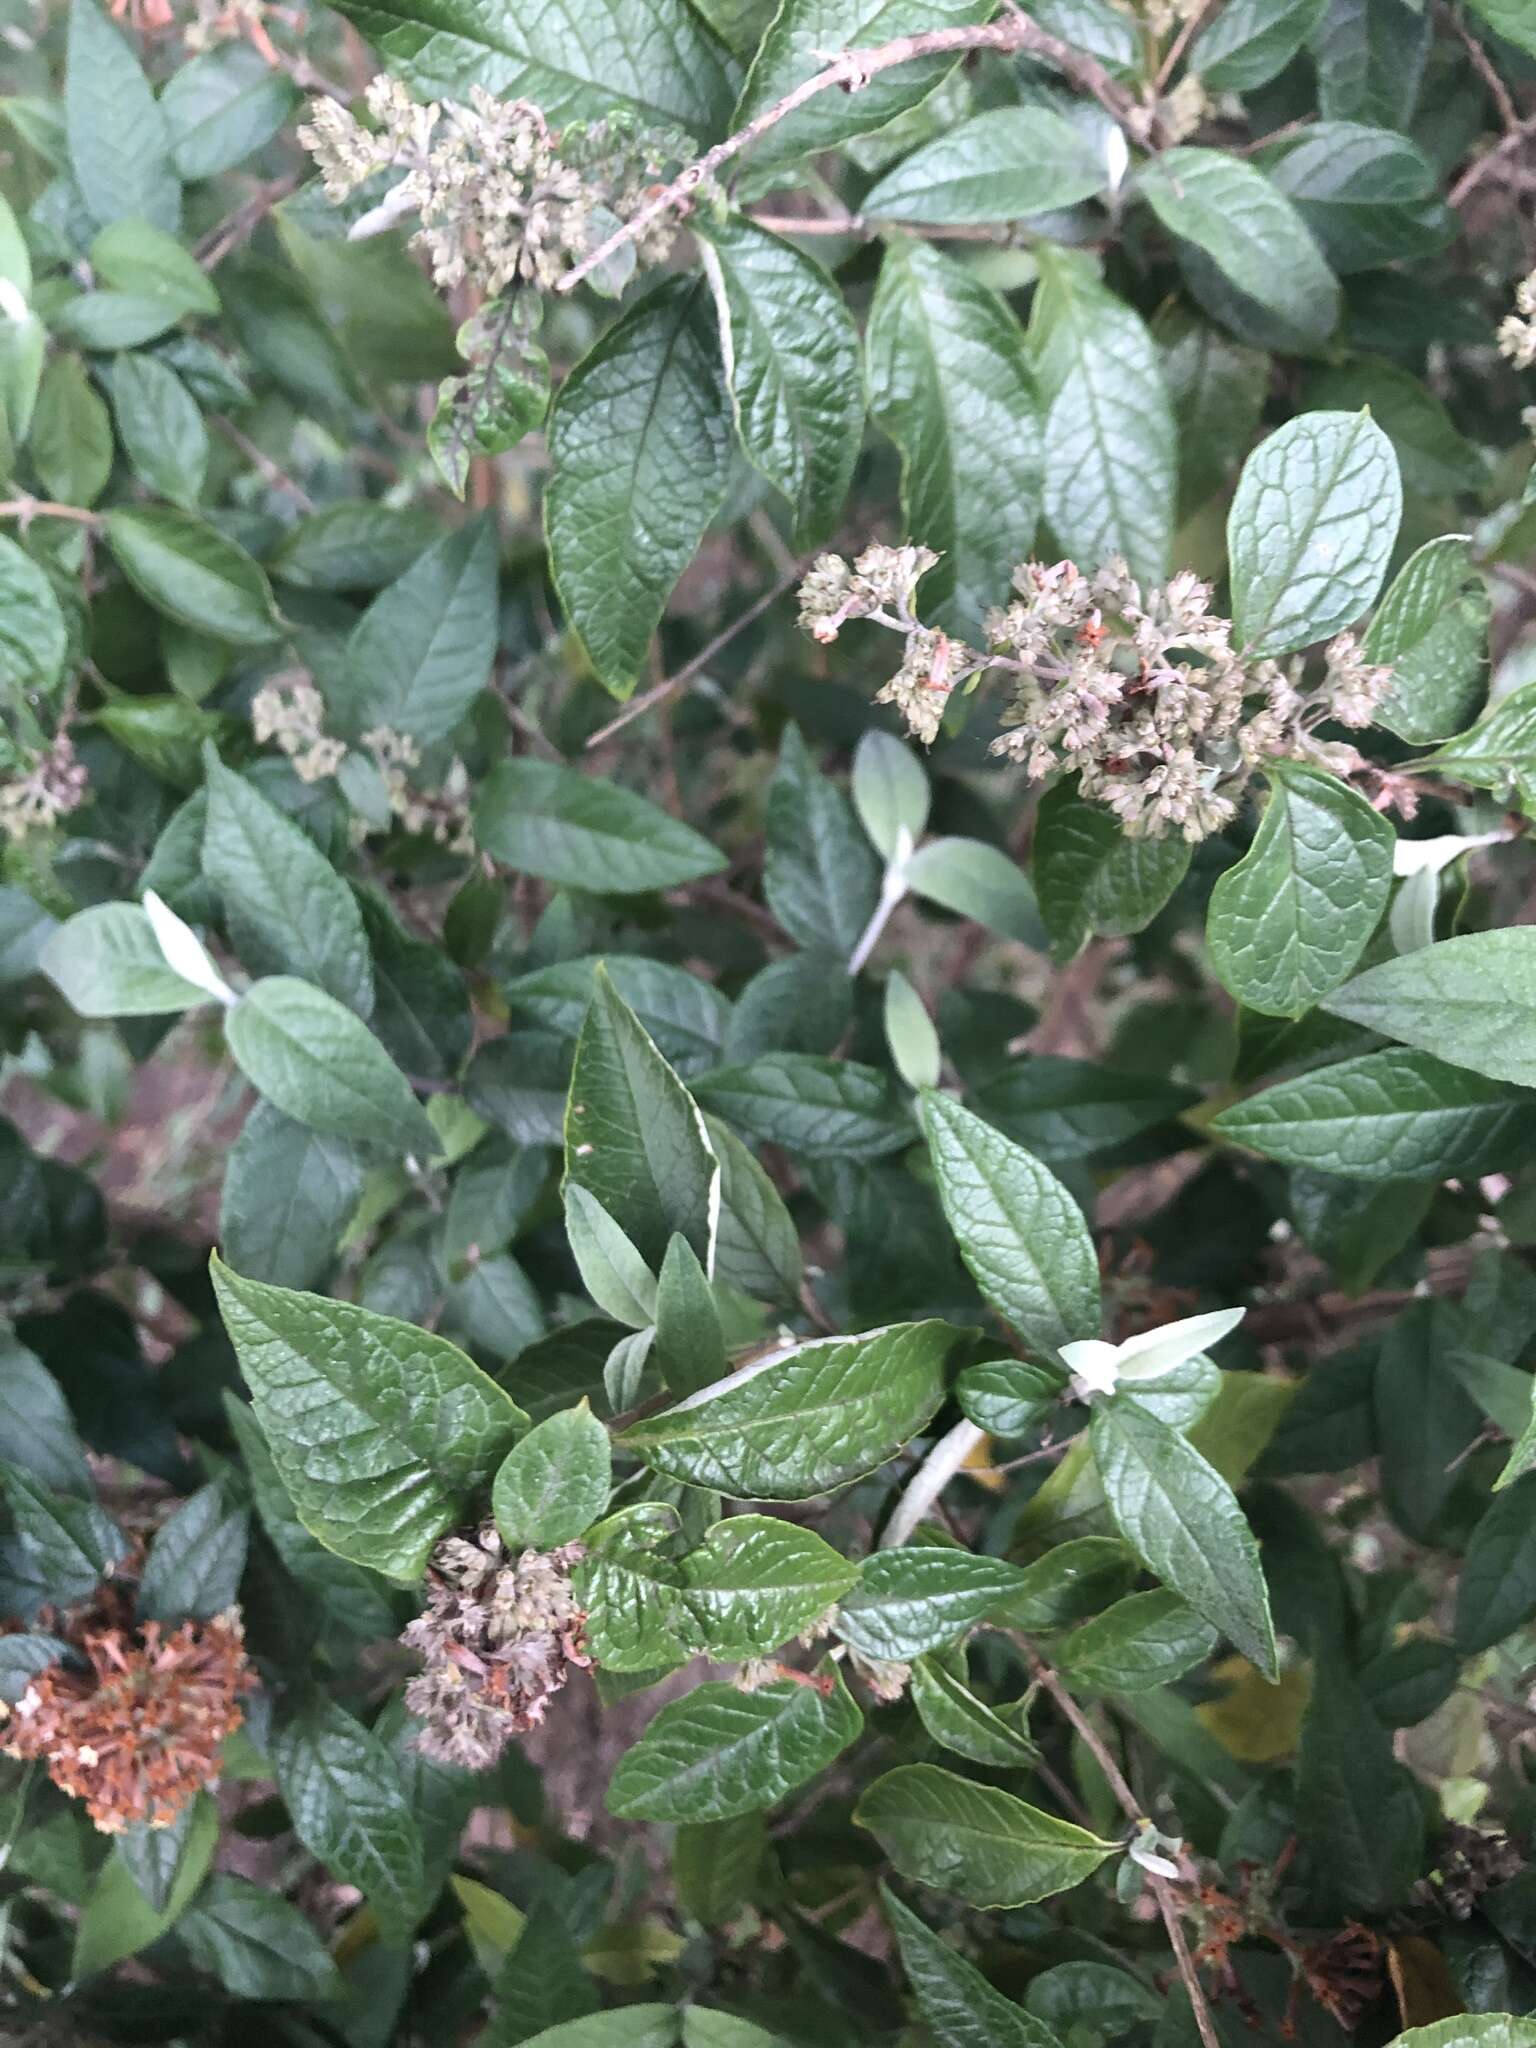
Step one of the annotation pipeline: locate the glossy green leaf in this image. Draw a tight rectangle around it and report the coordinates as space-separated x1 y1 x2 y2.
763 723 880 959
493 1402 611 1550
1417 679 1536 812
1193 0 1327 89
271 1692 427 1942
1032 781 1191 962
1294 1657 1423 1913
1027 247 1175 588
855 1764 1114 1907
136 1479 248 1625
220 1102 365 1293
546 279 731 699
110 354 208 511
224 977 440 1156
1055 1589 1218 1693
65 0 178 231
72 1797 217 1977
1363 534 1487 744
474 759 725 894
1090 1399 1277 1677
836 1546 1030 1660
1212 1046 1536 1179
955 1359 1064 1439
678 1515 855 1658
864 107 1106 223
211 1254 526 1580
908 1659 1040 1768
1227 409 1401 655
698 215 861 548
1207 761 1393 1017
655 1233 727 1394
920 1091 1099 1358
160 42 298 179
1264 122 1450 273
607 1668 861 1821
1455 1474 1536 1653
882 1884 1054 2048
203 753 374 1012
621 1320 957 1499
1138 149 1338 351
104 507 283 646
1324 931 1536 1088
342 517 498 744
40 902 213 1018
175 1876 341 2001
867 237 1041 634
694 1054 912 1161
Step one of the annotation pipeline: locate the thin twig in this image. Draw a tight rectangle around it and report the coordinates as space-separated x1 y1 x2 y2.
212 416 317 512
583 565 803 748
195 172 302 271
1451 109 1536 209
1156 0 1220 89
1443 2 1521 134
0 498 100 527
558 13 1138 295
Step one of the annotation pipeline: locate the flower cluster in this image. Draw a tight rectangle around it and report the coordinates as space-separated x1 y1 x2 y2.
251 673 346 783
300 78 683 297
248 679 473 849
0 735 89 842
0 1610 254 1832
1499 270 1536 371
402 1526 590 1770
800 547 1394 841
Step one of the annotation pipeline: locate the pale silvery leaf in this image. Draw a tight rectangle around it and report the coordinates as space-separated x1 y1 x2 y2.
1390 833 1505 955
1128 1823 1182 1879
1060 1338 1123 1401
142 888 236 1007
1392 831 1505 878
1061 1307 1245 1402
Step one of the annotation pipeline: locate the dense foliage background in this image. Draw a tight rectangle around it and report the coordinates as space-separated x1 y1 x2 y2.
6 0 1536 2040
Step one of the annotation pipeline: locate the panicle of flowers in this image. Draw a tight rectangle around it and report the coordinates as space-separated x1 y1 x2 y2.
251 673 347 783
300 77 684 298
0 1609 254 1832
800 547 1394 843
401 1525 590 1770
364 727 475 853
0 735 90 842
1499 270 1536 371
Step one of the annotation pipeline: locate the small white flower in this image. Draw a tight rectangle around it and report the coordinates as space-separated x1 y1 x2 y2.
141 890 238 1008
1060 1306 1246 1404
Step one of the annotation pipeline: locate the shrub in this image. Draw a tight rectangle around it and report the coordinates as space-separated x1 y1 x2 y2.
3 0 1536 2041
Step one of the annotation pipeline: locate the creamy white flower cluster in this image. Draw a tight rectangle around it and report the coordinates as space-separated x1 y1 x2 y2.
0 736 88 842
799 548 1393 842
1499 270 1536 372
300 77 683 296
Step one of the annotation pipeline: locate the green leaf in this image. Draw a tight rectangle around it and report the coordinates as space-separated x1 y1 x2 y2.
1090 1399 1277 1677
117 1799 206 1914
1324 930 1536 1090
271 1692 427 1943
1308 356 1485 500
1463 0 1536 52
65 0 178 232
655 1233 727 1394
175 1876 341 2000
1294 1657 1423 1913
1156 304 1270 513
620 1320 957 1499
136 1479 248 1625
40 902 212 1018
0 1332 89 1497
1363 533 1487 743
0 1461 125 1607
867 237 1041 635
211 1254 526 1580
493 1402 611 1550
565 1185 659 1328
853 728 930 861
673 1815 766 1923
698 215 862 548
203 752 374 1012
955 1359 1064 1438
705 1113 804 1305
855 1764 1114 1907
1227 409 1401 655
474 759 725 894
328 0 734 135
1263 122 1450 274
1311 0 1430 130
1002 1538 1140 1629
1138 150 1338 351
864 107 1107 223
564 965 717 1269
110 354 208 511
572 1506 691 1672
1212 1046 1536 1179
1193 0 1326 89
1055 1589 1218 1693
546 279 730 700
885 970 942 1092
908 1659 1040 1768
72 1797 217 1976
1207 762 1393 1018
694 1053 912 1161
1032 781 1191 962
221 1101 365 1293
763 723 880 959
735 0 993 174
676 1515 855 1658
29 353 112 508
836 1547 1031 1660
159 42 298 180
1455 1475 1536 1653
507 955 729 1077
224 977 440 1156
270 503 438 592
1392 2025 1536 2048
104 507 283 647
91 219 219 317
920 1091 1099 1358
1417 679 1536 812
882 1884 1055 2048
1027 247 1175 588
905 839 1046 948
974 1059 1196 1165
607 1667 861 1821
343 517 499 744
0 537 67 699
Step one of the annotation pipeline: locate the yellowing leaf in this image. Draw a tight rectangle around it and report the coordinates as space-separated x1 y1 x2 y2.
1195 1654 1311 1762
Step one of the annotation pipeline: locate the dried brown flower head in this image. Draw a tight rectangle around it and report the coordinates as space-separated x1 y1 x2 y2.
401 1526 590 1770
1 1610 254 1832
